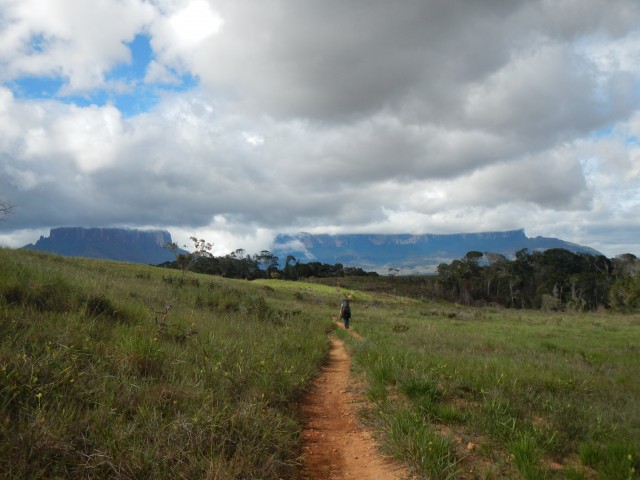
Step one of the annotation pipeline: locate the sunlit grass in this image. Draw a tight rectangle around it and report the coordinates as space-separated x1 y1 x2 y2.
2 247 639 479
343 298 640 479
0 248 332 478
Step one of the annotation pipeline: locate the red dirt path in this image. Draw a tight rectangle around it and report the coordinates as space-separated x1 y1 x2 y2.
299 329 410 479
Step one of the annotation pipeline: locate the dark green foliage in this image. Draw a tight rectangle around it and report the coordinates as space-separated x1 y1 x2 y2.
579 441 639 479
435 248 640 311
391 322 410 332
0 259 76 313
162 250 378 280
609 274 640 311
399 378 442 403
85 293 123 320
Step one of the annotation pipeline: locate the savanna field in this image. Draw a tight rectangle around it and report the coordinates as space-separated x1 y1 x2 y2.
1 248 639 479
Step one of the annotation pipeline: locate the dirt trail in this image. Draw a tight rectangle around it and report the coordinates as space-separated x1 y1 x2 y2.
299 325 409 479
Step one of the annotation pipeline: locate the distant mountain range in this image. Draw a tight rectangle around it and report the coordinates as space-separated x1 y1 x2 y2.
272 229 602 274
23 227 183 265
22 227 602 274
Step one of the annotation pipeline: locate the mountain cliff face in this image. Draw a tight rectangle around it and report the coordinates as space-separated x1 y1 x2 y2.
272 229 602 274
23 227 180 265
22 227 602 273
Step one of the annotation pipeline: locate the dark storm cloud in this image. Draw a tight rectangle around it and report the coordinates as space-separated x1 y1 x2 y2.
199 0 639 124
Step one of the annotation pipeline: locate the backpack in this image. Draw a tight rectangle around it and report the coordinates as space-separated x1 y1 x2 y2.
341 299 351 318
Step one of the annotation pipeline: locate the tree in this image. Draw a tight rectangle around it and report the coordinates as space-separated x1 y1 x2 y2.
610 254 640 311
484 253 508 301
165 237 213 286
0 199 14 221
225 249 258 278
509 249 534 308
254 250 280 279
283 255 298 280
612 253 640 279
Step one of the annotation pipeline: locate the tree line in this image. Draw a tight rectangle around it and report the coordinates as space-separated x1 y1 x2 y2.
435 248 640 311
162 238 639 312
160 247 378 281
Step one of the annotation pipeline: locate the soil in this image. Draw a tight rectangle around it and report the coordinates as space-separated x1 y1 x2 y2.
298 323 410 479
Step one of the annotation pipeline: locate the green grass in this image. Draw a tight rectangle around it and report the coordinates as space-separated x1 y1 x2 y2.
382 407 461 479
0 248 334 479
341 300 640 479
2 248 640 479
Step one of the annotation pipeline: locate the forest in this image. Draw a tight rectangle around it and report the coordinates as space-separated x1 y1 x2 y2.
161 245 640 312
435 248 640 311
160 247 378 281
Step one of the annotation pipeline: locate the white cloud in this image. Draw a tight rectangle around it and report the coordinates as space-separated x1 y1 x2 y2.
0 89 124 172
0 227 49 248
167 0 222 47
0 0 156 92
1 1 640 258
148 0 223 71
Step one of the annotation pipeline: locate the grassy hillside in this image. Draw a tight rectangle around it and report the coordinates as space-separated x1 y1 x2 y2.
0 248 334 479
1 248 639 479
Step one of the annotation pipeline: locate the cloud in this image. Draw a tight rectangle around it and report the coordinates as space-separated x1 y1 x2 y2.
0 0 156 92
148 0 222 67
191 0 640 123
1 0 640 259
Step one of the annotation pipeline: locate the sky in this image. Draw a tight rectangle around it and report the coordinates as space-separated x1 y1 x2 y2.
1 0 640 258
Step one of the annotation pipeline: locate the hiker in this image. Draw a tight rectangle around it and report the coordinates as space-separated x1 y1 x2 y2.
339 298 351 329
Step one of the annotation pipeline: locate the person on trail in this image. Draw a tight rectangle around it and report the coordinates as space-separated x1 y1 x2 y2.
339 298 351 329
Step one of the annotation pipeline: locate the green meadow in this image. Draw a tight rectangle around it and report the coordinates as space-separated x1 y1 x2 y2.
1 248 639 479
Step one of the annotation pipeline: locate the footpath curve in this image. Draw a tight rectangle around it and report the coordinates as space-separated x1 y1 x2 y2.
298 323 410 479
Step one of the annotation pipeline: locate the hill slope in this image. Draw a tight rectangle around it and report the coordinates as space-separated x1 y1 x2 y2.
0 248 331 478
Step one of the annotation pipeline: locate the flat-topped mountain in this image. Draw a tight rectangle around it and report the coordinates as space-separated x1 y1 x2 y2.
23 227 181 265
22 227 602 273
272 229 602 274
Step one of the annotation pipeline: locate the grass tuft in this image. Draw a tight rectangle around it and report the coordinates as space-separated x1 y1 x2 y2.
385 407 461 479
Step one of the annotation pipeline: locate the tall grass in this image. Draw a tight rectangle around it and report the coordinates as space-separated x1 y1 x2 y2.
3 248 640 479
0 248 333 479
343 300 640 479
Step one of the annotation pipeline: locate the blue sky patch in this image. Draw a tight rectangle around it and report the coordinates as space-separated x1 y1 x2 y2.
28 34 47 54
592 126 640 146
106 33 153 85
592 126 613 140
4 33 198 117
6 76 65 99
